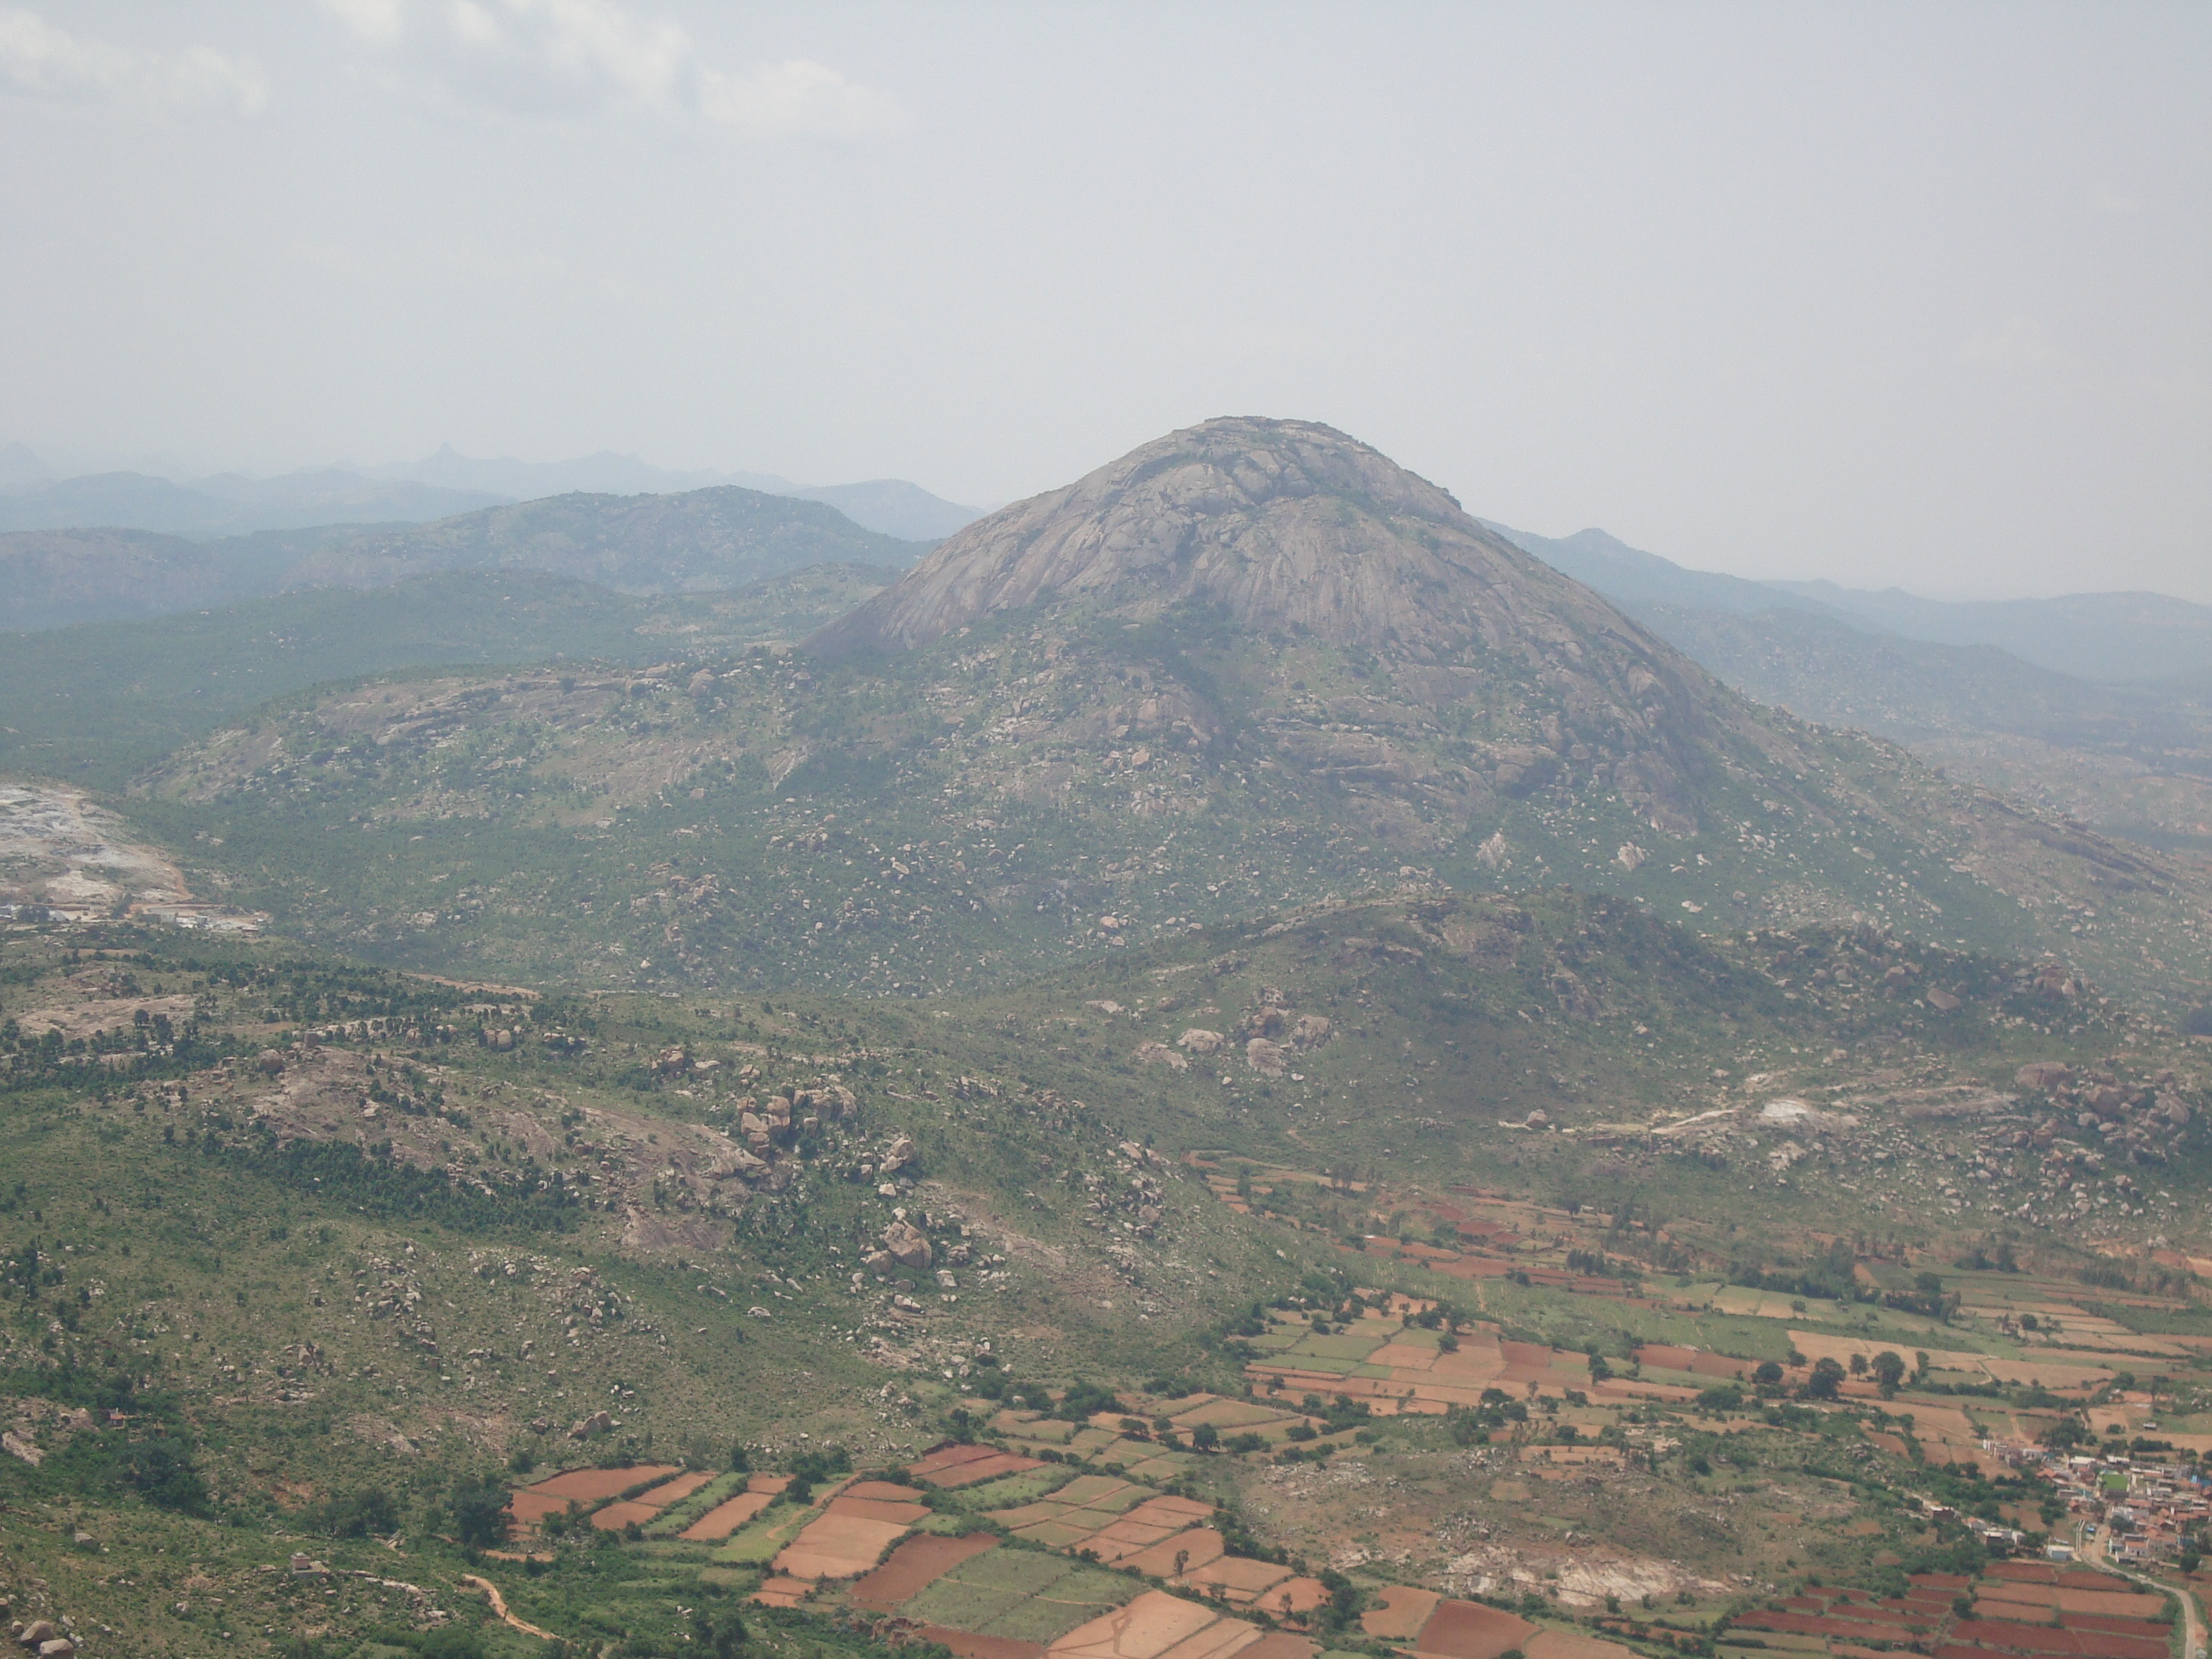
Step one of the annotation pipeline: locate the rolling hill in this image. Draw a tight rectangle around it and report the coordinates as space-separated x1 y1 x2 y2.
113 418 2212 1015
0 564 899 788
1 487 924 632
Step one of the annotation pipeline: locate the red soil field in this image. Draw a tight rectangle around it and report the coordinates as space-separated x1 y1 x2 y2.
508 1489 581 1525
1415 1599 1538 1659
917 1625 1048 1659
775 1510 913 1581
1362 1587 1442 1640
631 1471 714 1510
526 1464 680 1502
1976 1585 2165 1619
680 1491 775 1542
851 1532 1002 1609
1048 1589 1220 1659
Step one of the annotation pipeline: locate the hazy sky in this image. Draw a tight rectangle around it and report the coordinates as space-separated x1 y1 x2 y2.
2 2 2206 599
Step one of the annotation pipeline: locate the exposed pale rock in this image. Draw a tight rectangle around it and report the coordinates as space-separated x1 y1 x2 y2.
1245 1038 1287 1077
883 1220 933 1269
1176 1028 1226 1054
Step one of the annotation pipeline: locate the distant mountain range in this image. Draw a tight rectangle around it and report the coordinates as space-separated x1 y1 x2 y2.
1491 523 2212 856
0 487 925 631
0 468 510 539
0 443 986 544
1491 523 2212 686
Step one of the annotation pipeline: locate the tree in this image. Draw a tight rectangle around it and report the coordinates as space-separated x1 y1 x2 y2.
321 1486 398 1538
1753 1360 1785 1389
1871 1352 1907 1398
1805 1357 1847 1401
121 1438 210 1515
449 1474 512 1550
692 1606 747 1657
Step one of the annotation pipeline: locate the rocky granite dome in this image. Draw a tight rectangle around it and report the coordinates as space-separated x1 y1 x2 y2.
813 415 1743 837
815 416 1655 660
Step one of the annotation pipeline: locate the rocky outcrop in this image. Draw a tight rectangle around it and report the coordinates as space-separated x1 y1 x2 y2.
882 1220 932 1269
811 418 1690 672
1244 1038 1287 1076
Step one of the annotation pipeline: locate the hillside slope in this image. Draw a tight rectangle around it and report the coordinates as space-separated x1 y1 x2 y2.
1490 526 2212 857
0 565 899 788
127 421 2212 1012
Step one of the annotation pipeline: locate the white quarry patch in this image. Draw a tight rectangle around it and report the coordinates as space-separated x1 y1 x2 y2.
0 779 264 931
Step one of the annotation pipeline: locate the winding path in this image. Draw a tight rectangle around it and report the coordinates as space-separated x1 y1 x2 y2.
460 1573 557 1642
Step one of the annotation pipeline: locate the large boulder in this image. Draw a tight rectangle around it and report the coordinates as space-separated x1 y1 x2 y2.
2015 1061 2072 1092
1133 1041 1187 1071
1176 1028 1226 1055
883 1220 933 1269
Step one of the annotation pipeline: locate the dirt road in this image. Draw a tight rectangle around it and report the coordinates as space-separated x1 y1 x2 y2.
2085 1522 2205 1659
460 1573 557 1641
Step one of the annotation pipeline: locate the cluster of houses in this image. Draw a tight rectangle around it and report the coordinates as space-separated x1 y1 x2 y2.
2039 1449 2210 1564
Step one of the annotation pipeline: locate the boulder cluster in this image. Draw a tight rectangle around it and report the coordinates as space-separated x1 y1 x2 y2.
2013 1060 2195 1162
1157 984 1333 1079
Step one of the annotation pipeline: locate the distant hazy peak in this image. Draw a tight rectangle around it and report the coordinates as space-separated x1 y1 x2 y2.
369 444 796 501
0 441 53 494
1490 519 2212 685
786 479 983 541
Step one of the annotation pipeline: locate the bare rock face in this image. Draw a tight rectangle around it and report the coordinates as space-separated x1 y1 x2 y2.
809 416 1717 837
814 415 1676 663
1244 1038 1287 1077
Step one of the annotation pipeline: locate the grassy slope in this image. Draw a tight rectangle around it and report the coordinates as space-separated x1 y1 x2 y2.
110 601 2212 1013
0 565 894 789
